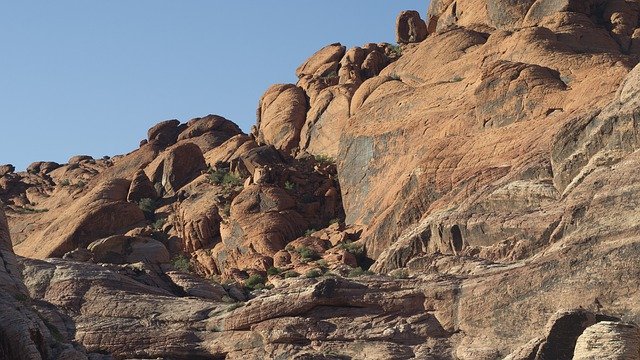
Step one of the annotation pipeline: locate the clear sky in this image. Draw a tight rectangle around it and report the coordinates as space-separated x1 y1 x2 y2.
0 1 426 170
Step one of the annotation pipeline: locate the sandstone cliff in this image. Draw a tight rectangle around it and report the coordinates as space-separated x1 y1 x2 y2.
3 1 640 359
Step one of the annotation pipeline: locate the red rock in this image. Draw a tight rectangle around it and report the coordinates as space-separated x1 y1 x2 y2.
255 84 308 153
147 119 181 147
396 10 428 44
127 169 157 202
0 164 15 176
295 43 346 78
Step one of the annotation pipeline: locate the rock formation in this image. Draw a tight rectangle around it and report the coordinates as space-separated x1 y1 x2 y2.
4 1 640 359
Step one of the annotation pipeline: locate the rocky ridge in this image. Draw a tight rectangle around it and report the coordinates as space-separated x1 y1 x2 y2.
3 1 640 359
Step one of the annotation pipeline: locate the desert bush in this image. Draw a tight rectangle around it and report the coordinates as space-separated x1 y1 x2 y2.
171 255 191 272
297 245 319 261
305 269 322 278
314 154 335 165
245 274 265 290
284 271 300 278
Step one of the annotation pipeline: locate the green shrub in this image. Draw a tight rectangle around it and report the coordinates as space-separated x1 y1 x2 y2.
226 302 243 312
16 206 48 214
314 154 335 165
316 259 328 269
284 271 300 278
222 172 243 187
59 179 70 187
13 293 28 302
390 268 409 279
138 198 157 217
297 246 319 261
348 267 373 278
328 218 341 226
284 181 296 190
267 266 282 276
208 167 242 188
245 274 266 290
304 229 317 237
76 180 86 188
450 75 464 83
338 241 364 256
220 203 231 217
389 44 402 57
42 318 64 342
208 168 226 185
152 218 166 231
171 255 191 272
305 269 322 278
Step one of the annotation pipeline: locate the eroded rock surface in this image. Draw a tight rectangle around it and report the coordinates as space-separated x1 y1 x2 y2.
5 1 640 359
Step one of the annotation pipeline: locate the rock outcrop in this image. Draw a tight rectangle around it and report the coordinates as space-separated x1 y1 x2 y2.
396 10 428 44
5 1 640 359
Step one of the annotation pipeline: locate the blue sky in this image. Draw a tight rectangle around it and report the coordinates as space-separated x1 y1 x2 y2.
0 1 426 170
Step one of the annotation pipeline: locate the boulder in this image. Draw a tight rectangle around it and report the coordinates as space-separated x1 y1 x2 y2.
177 114 243 152
474 60 567 128
147 119 181 147
68 155 94 164
87 235 170 264
1 207 88 360
573 321 640 360
255 84 308 153
174 194 222 253
152 142 207 194
214 184 308 274
0 164 15 176
396 10 428 44
26 161 61 175
127 169 157 202
165 271 227 300
295 43 346 78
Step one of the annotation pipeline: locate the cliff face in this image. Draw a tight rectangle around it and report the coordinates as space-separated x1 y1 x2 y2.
3 1 640 359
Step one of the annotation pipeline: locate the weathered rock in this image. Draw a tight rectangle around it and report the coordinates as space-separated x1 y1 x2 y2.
87 235 170 264
20 257 220 359
475 60 567 128
68 155 94 165
255 84 308 153
1 207 89 360
214 184 308 274
296 43 346 78
15 179 146 258
300 85 353 158
0 164 15 176
177 114 243 153
536 309 598 359
147 119 181 147
149 142 207 194
27 161 61 175
127 169 156 202
573 321 640 360
396 10 428 44
173 191 222 253
166 271 227 301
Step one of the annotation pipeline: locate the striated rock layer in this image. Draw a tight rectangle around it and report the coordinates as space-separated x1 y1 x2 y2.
3 0 640 359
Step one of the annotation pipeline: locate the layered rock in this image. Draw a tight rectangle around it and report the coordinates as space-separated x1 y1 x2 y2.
5 1 640 359
1 206 88 360
15 179 146 258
